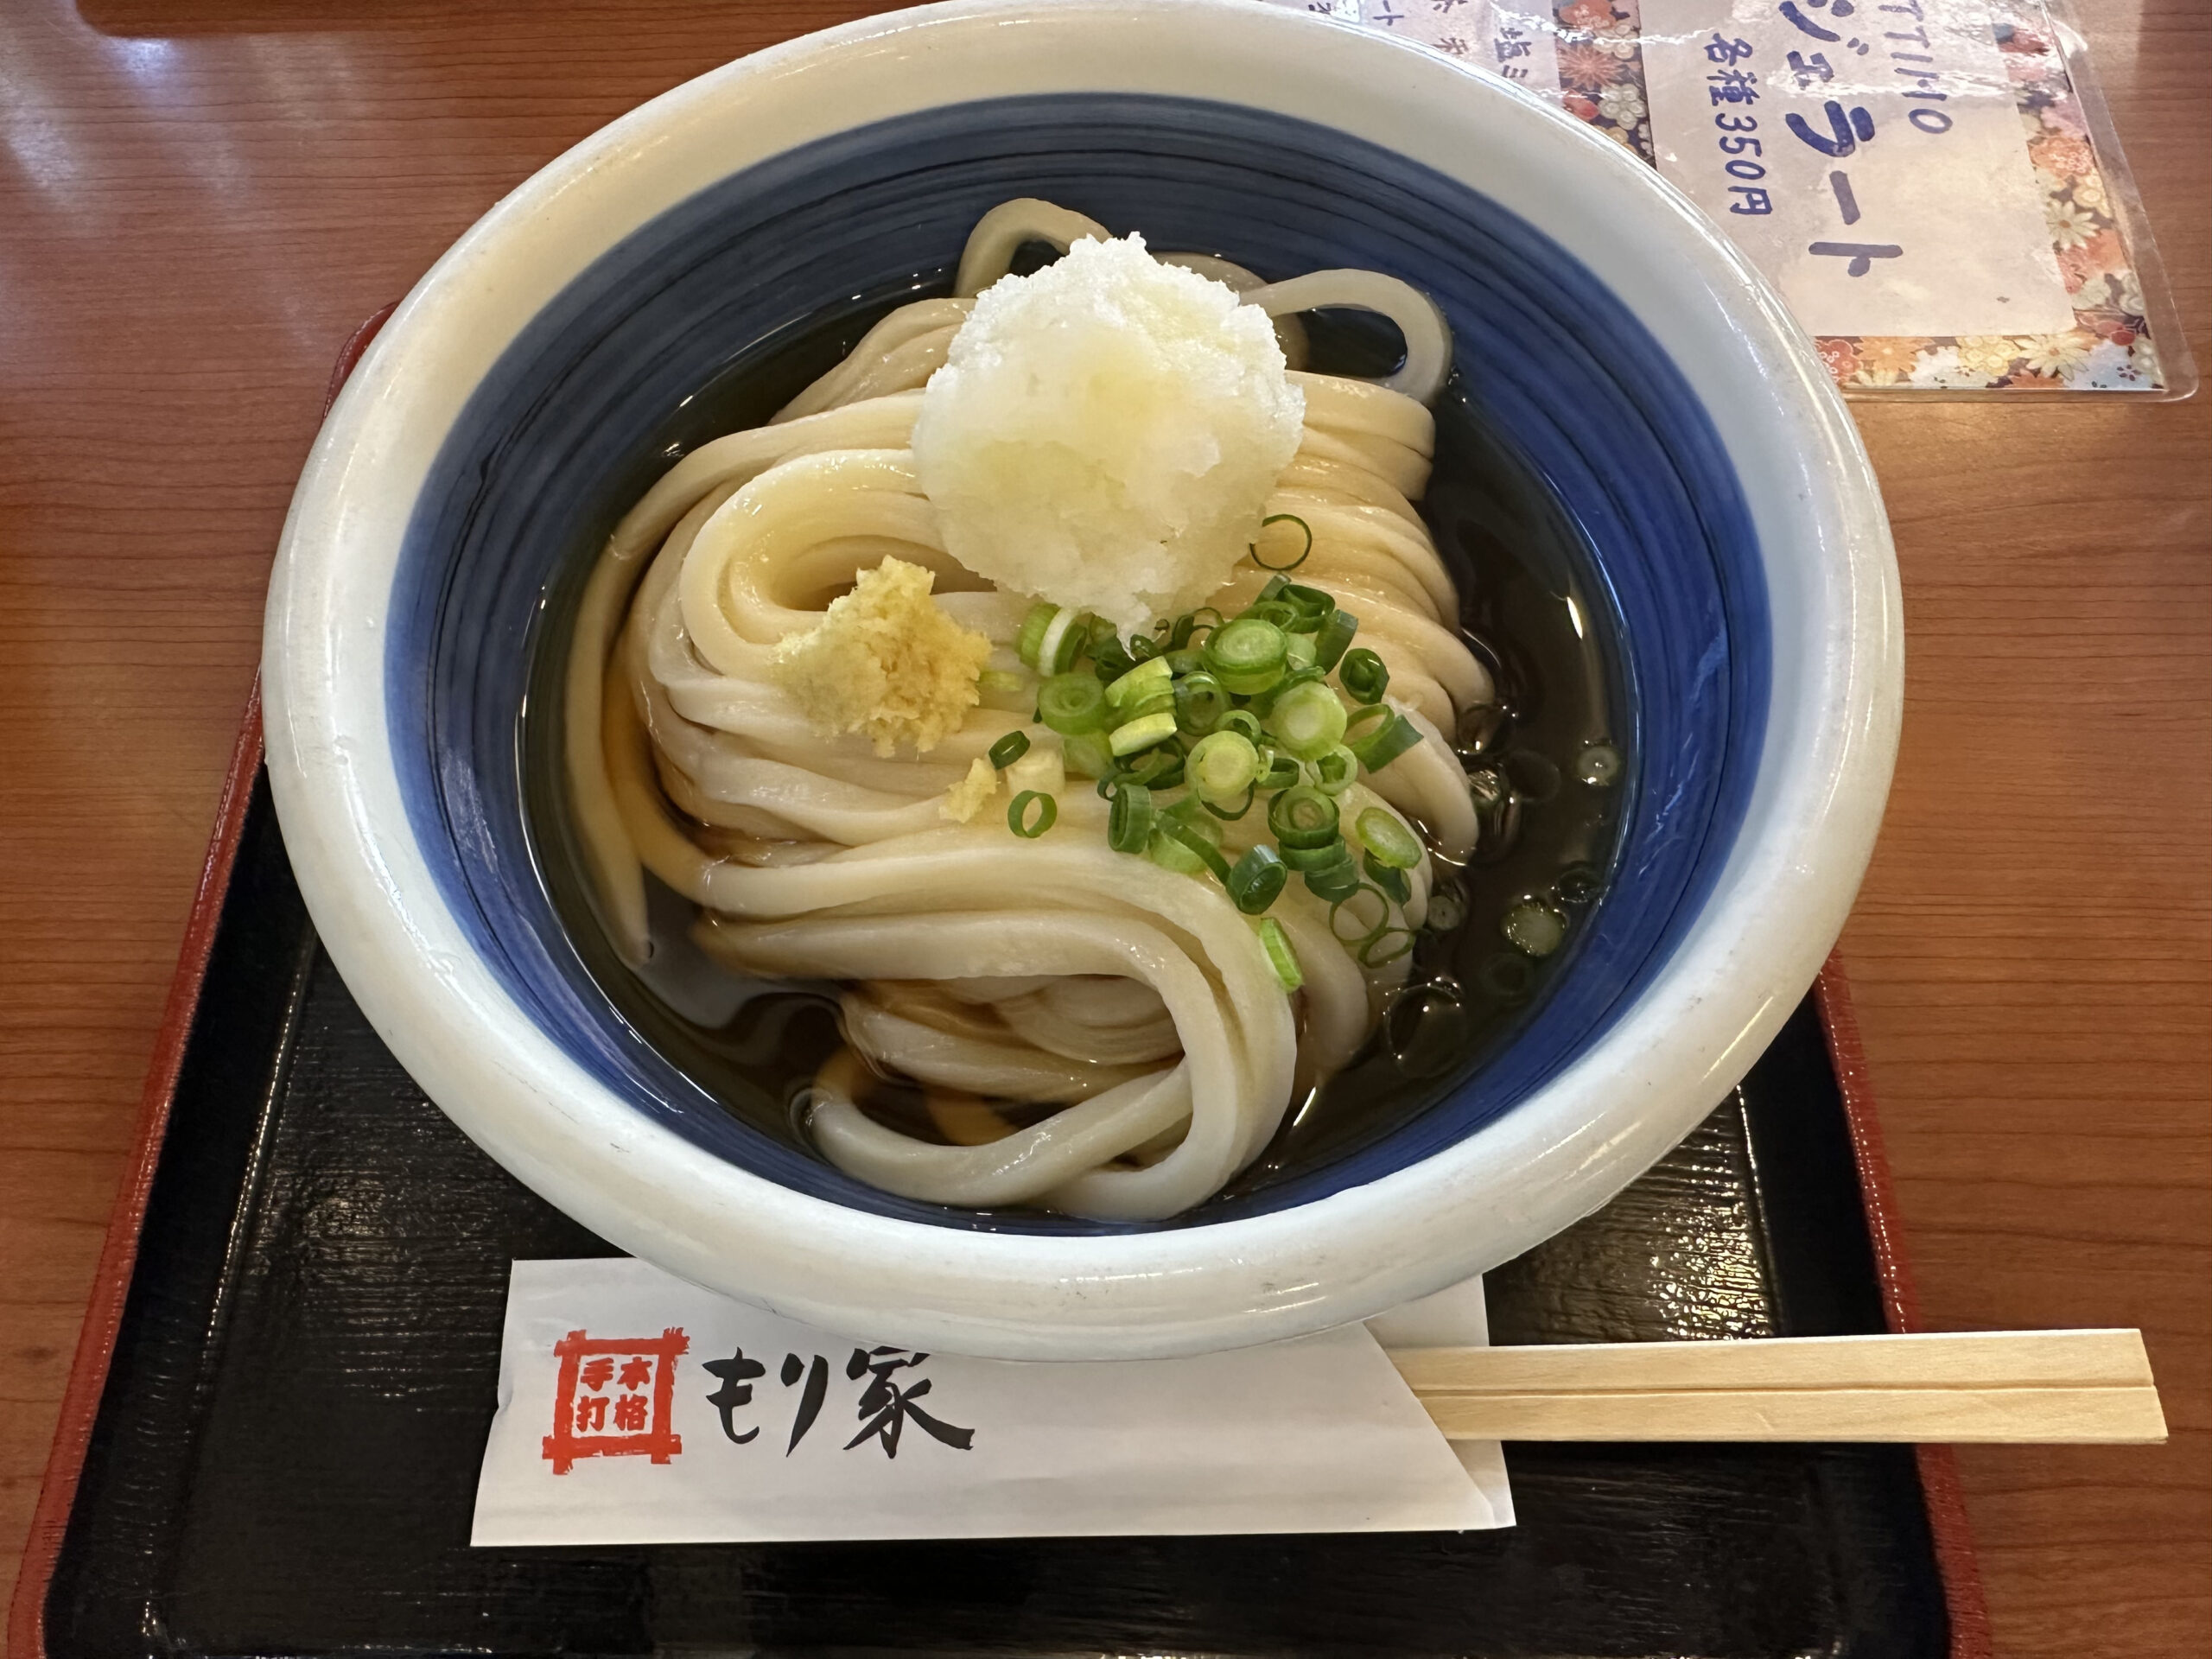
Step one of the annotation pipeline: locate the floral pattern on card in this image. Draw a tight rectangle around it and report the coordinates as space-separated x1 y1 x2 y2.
1554 0 1660 162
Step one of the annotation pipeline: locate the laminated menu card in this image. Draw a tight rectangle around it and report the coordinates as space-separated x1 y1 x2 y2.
1267 0 2191 395
474 1257 1513 1545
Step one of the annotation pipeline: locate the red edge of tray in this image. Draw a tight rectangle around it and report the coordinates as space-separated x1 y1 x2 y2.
9 304 1992 1659
1815 962 1995 1659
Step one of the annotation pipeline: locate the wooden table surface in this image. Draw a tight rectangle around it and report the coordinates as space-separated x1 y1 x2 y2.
1 0 2204 1651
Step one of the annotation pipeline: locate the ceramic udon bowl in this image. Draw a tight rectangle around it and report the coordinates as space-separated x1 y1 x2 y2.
264 0 1901 1359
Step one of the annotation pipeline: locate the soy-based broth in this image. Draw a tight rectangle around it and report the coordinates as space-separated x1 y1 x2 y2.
521 274 1629 1220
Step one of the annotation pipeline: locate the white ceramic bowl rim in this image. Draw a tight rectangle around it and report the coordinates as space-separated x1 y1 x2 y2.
263 0 1901 1359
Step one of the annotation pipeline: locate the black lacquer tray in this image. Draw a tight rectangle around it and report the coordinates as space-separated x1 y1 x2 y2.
14 737 1990 1659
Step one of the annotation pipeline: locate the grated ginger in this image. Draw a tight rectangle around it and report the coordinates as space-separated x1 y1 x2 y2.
771 556 992 756
940 755 1000 823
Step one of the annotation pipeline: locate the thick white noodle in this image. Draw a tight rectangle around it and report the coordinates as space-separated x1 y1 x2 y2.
561 206 1496 1217
1245 270 1454 405
952 198 1111 296
950 200 1457 393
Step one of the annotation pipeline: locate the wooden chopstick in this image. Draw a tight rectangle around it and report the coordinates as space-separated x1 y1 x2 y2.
1387 1329 2166 1444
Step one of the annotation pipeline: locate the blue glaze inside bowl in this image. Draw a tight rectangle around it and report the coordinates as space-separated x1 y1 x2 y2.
388 94 1768 1232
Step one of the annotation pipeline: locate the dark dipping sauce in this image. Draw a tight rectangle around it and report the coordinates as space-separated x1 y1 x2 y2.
520 275 1631 1222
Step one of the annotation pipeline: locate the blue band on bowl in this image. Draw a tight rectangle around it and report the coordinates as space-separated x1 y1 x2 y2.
389 93 1768 1233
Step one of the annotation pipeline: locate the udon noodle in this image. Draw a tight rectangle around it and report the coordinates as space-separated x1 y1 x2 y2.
565 201 1494 1221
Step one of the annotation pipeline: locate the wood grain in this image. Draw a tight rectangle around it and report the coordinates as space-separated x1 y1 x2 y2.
1393 1328 2161 1393
1395 1331 2170 1441
0 1 2202 1653
1419 1388 2168 1444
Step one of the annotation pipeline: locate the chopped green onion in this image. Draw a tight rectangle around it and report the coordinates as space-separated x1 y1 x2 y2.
1103 655 1173 710
1328 886 1391 946
1348 711 1423 772
977 668 1033 711
1174 671 1228 735
1250 512 1313 573
1168 607 1221 650
1577 742 1624 787
1313 609 1359 671
1268 785 1341 850
1107 782 1155 853
1227 845 1288 914
1087 618 1135 683
1007 791 1057 837
1200 783 1255 821
1147 829 1206 874
1360 927 1415 966
1204 616 1289 697
1257 573 1291 603
1121 690 1178 725
1109 710 1179 757
1502 899 1569 957
1061 729 1112 779
1280 585 1335 634
1037 672 1109 735
1256 918 1303 994
1121 744 1185 791
1344 701 1390 749
1310 745 1360 795
1265 679 1350 761
988 730 1032 770
1244 598 1300 631
1304 850 1366 903
1128 632 1161 663
1284 632 1319 671
1014 602 1055 668
1354 806 1424 870
1217 709 1264 745
1161 791 1211 824
1255 748 1302 791
1279 839 1354 873
1159 816 1231 882
1338 648 1390 705
1187 730 1260 802
1165 647 1206 677
1363 855 1412 905
1036 607 1090 676
1248 664 1326 717
1423 876 1469 933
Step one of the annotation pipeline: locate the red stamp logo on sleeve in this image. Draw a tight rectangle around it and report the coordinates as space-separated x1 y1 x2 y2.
542 1326 688 1473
